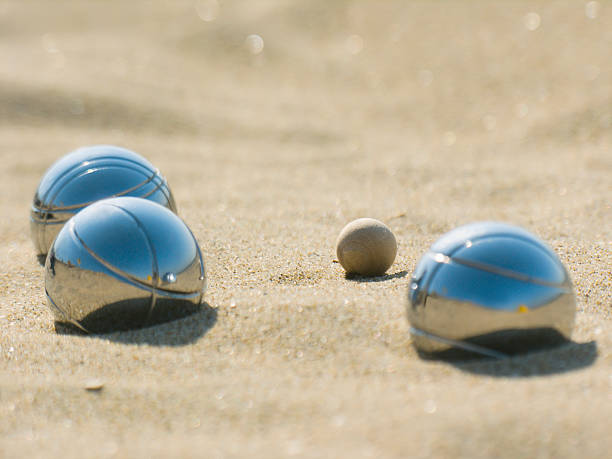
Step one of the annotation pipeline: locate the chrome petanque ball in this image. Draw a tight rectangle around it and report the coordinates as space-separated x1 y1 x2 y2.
407 222 575 358
45 197 205 333
31 145 177 257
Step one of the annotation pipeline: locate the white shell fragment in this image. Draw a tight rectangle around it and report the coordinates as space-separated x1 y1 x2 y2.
84 379 105 391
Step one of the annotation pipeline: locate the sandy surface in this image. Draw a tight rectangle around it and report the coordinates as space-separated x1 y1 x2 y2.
1 1 611 457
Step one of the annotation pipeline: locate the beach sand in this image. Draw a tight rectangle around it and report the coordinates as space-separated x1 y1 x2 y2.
0 1 610 457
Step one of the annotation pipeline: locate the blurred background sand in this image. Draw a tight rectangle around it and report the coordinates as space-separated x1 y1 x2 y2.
0 1 610 457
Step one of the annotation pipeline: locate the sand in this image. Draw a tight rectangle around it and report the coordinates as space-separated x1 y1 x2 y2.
0 1 610 457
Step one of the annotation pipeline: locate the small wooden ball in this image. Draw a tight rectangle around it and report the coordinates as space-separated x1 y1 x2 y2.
335 218 397 276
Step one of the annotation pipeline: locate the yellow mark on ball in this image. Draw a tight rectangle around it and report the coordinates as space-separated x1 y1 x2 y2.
517 304 530 313
147 275 152 282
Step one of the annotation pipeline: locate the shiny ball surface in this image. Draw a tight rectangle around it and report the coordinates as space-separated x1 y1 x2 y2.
45 197 205 333
336 218 397 276
407 222 575 358
30 145 176 257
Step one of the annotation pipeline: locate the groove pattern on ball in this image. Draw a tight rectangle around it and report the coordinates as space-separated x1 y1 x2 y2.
30 145 176 256
407 222 575 357
45 197 205 333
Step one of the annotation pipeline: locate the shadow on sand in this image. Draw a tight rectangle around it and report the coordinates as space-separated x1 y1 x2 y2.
55 301 217 347
37 254 47 267
0 82 196 134
419 338 598 378
345 270 409 283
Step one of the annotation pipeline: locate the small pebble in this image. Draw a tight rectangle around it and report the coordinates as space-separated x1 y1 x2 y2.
335 218 397 276
84 379 104 391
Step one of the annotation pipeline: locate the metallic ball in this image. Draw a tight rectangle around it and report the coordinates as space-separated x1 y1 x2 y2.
30 145 177 257
336 218 397 276
45 197 205 333
407 222 575 358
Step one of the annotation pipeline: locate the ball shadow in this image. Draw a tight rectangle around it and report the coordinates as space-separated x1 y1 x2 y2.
55 301 217 347
345 270 409 283
420 338 598 378
37 254 47 267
